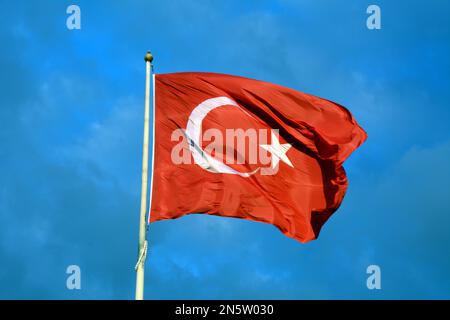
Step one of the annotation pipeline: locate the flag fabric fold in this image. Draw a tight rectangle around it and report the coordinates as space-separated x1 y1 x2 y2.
149 72 367 243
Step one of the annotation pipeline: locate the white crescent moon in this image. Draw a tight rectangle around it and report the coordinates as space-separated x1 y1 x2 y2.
185 96 259 177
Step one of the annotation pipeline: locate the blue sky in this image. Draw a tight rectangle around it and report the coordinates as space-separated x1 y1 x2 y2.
0 0 449 299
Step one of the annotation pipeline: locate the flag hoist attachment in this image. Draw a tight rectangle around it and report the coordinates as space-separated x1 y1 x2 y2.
135 51 153 300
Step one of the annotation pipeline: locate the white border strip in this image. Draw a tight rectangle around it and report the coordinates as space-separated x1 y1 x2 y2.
147 73 156 224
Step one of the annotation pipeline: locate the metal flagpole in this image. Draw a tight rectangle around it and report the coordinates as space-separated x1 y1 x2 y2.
135 51 153 300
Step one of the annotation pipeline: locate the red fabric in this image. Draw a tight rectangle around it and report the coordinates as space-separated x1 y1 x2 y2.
149 72 367 243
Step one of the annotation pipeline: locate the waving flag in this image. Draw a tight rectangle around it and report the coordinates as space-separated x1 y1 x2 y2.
148 72 367 243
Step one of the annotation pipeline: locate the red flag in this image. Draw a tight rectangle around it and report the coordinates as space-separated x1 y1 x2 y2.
149 72 367 243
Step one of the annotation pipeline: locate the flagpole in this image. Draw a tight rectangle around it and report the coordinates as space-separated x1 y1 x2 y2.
135 51 153 300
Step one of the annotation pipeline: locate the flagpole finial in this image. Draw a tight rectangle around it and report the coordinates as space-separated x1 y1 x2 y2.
144 51 153 63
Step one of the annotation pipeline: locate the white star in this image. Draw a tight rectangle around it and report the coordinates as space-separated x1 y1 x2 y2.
260 130 294 169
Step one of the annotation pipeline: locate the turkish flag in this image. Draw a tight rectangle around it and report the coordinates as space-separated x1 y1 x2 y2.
149 72 367 243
